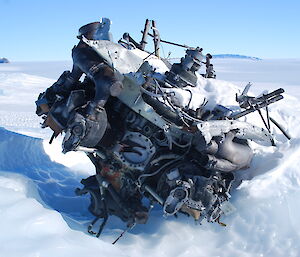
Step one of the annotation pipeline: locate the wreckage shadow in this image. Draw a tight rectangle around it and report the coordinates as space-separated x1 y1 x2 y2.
0 127 168 237
0 128 169 238
234 146 284 186
0 128 93 223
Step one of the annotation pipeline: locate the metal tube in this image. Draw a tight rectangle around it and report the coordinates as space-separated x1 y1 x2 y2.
152 20 160 58
143 184 164 205
146 32 190 49
140 19 151 50
270 117 291 140
76 146 97 152
231 95 283 119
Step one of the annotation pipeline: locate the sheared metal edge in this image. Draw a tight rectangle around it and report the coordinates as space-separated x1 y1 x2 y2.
197 120 273 145
82 36 143 74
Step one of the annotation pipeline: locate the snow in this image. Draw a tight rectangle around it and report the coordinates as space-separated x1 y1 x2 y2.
0 58 300 257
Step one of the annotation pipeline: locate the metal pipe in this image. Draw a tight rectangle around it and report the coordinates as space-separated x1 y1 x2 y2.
143 184 164 205
145 32 190 49
270 117 291 140
152 20 160 58
231 95 283 119
140 19 151 50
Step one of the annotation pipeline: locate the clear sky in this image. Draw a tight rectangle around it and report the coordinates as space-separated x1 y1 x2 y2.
0 0 299 61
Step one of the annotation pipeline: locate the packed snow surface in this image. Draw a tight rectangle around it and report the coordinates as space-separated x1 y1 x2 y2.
0 58 300 257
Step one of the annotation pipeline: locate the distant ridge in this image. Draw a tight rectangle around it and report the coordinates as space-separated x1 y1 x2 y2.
212 54 261 60
0 57 9 63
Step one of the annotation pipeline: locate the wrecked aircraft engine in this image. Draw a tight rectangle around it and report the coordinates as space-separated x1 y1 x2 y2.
35 18 288 239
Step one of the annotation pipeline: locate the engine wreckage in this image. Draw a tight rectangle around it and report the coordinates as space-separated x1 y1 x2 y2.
35 18 289 239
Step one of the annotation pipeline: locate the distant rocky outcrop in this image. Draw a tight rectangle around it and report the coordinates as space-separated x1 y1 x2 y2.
212 54 261 60
0 58 9 63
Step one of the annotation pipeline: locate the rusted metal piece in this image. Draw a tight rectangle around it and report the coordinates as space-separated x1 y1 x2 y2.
181 204 201 220
100 166 122 192
39 103 50 113
44 114 63 137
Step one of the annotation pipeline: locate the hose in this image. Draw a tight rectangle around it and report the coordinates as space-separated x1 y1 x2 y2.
142 93 183 126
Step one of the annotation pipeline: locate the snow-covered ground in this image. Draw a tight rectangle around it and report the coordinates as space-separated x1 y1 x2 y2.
0 58 300 257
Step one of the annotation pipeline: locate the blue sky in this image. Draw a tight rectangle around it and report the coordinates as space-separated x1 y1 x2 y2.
0 0 299 61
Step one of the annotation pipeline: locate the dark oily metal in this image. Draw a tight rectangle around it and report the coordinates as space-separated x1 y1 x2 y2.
78 22 100 40
165 47 204 87
122 33 140 49
78 18 112 41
